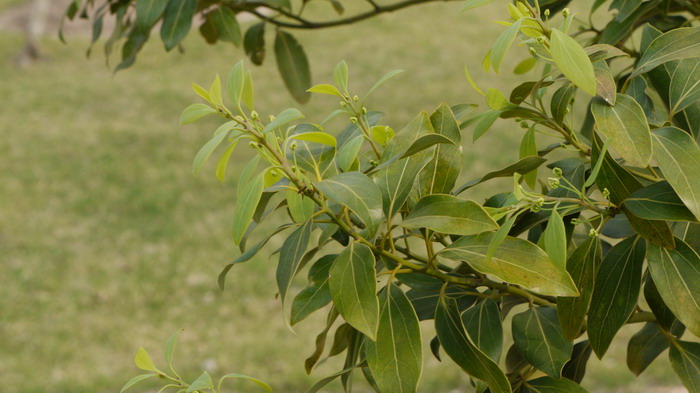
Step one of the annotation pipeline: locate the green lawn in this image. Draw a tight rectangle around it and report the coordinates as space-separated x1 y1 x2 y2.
0 2 684 392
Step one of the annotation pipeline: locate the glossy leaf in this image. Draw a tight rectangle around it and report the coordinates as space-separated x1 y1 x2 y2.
336 135 363 172
317 172 383 239
263 108 304 133
307 83 342 97
274 30 311 103
366 283 423 393
329 243 380 340
520 376 588 393
276 219 313 306
628 322 684 376
624 181 697 222
557 238 602 340
287 190 314 223
591 94 652 167
632 26 700 77
461 298 503 362
232 173 265 245
160 0 195 51
135 0 167 31
402 194 498 235
291 254 334 325
491 20 522 73
669 340 700 393
550 84 575 125
439 233 578 296
652 127 700 221
541 209 567 271
419 104 462 195
519 127 537 188
593 60 617 105
562 341 593 383
588 236 646 358
512 307 573 378
290 131 337 147
435 297 511 393
180 103 215 124
648 238 700 337
550 28 597 96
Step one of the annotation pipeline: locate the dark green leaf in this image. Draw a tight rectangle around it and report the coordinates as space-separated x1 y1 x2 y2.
454 156 547 194
435 297 511 393
291 254 335 325
274 30 311 103
588 236 646 358
402 194 498 236
305 310 339 374
511 81 554 105
366 283 422 393
669 340 700 393
244 22 266 65
624 181 697 222
550 84 575 125
160 0 195 51
562 341 593 383
135 0 168 31
632 26 700 77
317 172 383 239
648 238 700 337
557 238 602 340
418 104 463 195
439 233 578 297
329 243 380 340
521 376 588 393
541 210 567 271
652 127 700 221
462 298 503 362
209 7 241 45
512 307 573 378
627 322 684 376
276 219 314 306
669 58 700 115
406 285 477 321
644 276 678 331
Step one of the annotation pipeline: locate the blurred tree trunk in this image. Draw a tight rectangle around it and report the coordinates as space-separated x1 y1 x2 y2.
16 0 50 66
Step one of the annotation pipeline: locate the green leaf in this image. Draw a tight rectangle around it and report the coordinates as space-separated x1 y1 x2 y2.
244 22 265 65
135 0 168 31
439 233 578 297
218 373 273 393
591 94 652 167
490 20 522 73
160 0 195 51
227 61 244 106
461 298 503 362
232 172 265 245
334 60 349 93
286 190 314 223
365 69 404 100
550 28 597 96
402 194 498 236
511 81 554 105
632 26 700 78
307 84 342 97
290 131 336 147
317 172 383 239
329 243 380 340
550 84 575 125
588 236 646 358
512 307 573 378
208 74 224 107
486 88 511 110
455 156 547 194
274 30 311 103
374 113 434 218
371 125 395 146
187 371 214 393
521 376 588 393
557 238 602 340
216 138 240 182
562 341 593 383
652 127 700 221
519 127 537 188
120 374 156 393
514 57 538 75
669 340 700 393
584 136 611 188
464 65 485 96
291 255 334 325
336 135 363 172
541 209 567 271
263 108 305 133
435 297 511 393
209 6 241 45
134 347 158 372
460 0 497 12
624 181 697 222
669 58 700 115
400 134 454 159
164 329 183 372
406 285 477 321
627 322 684 376
648 238 700 337
242 71 254 110
366 283 423 393
276 219 313 306
193 123 239 175
180 103 215 124
472 110 501 142
593 60 617 105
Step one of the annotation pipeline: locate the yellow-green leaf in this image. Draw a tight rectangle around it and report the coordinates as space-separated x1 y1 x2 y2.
550 28 597 96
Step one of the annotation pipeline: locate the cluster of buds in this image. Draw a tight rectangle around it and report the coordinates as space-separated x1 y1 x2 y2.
507 1 546 39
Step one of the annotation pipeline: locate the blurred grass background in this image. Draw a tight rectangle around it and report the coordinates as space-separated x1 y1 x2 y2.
0 0 686 392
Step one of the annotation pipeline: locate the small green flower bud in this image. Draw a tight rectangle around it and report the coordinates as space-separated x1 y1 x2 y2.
369 159 378 166
340 101 346 107
248 141 257 149
544 9 550 17
570 218 580 225
350 117 358 124
361 107 368 115
251 110 259 119
234 115 245 123
353 95 359 102
562 8 570 17
602 188 611 199
589 228 598 237
520 121 529 129
529 47 537 55
548 178 560 189
268 115 276 122
290 141 298 151
552 167 563 177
